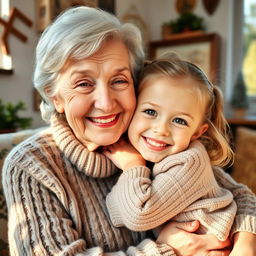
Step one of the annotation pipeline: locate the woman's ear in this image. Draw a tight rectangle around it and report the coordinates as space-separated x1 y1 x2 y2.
191 123 208 141
52 96 64 113
44 87 64 113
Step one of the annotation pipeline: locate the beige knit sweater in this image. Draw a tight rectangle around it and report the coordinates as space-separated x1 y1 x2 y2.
2 114 256 255
106 141 238 241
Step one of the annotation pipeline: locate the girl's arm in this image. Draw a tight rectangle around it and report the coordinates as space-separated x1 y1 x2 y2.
105 140 219 231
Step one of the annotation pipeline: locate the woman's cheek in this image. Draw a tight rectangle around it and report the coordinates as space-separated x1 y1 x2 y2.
128 93 137 119
68 96 91 117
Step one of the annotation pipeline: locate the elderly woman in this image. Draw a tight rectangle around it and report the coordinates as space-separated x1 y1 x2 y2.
3 6 256 256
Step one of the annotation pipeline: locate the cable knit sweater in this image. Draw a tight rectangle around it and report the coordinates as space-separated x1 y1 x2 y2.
106 141 238 241
2 114 173 256
2 114 256 255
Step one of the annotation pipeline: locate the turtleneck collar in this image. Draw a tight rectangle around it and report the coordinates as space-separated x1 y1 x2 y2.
50 114 117 178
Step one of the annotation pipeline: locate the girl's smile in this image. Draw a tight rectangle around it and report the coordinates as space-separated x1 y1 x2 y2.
142 136 171 151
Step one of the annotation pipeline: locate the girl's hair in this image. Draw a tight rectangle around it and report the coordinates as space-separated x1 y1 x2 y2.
34 6 145 122
139 52 234 168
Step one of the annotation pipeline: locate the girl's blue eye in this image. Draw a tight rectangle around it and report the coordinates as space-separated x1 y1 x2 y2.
173 118 188 126
144 109 157 117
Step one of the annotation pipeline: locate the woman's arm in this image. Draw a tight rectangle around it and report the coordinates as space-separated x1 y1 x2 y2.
157 221 231 256
2 156 175 255
230 232 256 256
213 167 256 236
213 167 256 255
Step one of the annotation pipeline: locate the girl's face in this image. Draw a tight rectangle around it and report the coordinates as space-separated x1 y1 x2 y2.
128 76 208 163
52 39 136 151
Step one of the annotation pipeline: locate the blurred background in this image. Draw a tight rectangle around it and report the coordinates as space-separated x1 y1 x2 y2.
0 0 255 129
1 1 256 253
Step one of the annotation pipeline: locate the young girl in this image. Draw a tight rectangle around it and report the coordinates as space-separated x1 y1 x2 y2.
103 52 251 243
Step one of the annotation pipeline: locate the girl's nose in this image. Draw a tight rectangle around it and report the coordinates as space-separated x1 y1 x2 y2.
94 83 116 112
153 122 170 136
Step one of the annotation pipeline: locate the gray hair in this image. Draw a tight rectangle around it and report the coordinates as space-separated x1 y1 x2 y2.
33 6 145 122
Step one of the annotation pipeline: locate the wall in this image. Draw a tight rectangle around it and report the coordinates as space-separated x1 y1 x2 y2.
0 0 234 128
0 0 45 128
117 0 234 98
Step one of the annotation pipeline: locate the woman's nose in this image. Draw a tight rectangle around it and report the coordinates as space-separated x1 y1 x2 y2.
94 84 116 112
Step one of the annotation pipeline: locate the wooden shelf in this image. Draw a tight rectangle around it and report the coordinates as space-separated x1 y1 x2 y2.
227 116 256 126
0 68 13 75
225 111 256 128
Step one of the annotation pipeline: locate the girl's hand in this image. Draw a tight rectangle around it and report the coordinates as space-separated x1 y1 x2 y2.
103 138 146 170
157 221 231 256
229 232 256 256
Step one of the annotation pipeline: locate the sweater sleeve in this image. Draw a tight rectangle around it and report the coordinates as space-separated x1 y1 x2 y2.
213 167 256 238
2 150 175 256
106 141 216 231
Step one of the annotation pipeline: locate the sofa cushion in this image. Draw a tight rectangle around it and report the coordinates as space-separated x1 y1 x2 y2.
0 127 46 254
232 126 256 194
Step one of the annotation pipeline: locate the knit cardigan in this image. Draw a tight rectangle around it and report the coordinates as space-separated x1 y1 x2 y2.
2 115 256 255
106 141 238 241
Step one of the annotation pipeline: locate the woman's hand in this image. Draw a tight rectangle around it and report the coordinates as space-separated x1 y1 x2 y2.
157 221 231 256
229 232 256 256
103 138 146 170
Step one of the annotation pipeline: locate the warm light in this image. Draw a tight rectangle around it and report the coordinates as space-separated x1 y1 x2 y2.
0 0 12 70
0 0 10 18
0 52 12 70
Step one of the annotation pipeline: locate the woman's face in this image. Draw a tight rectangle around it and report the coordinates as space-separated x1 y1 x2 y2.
52 39 136 151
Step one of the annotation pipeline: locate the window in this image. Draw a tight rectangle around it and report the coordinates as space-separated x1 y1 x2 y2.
0 0 12 72
242 0 256 96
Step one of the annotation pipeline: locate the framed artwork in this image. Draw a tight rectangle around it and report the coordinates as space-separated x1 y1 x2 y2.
149 33 220 84
36 0 115 32
98 0 115 14
36 0 55 32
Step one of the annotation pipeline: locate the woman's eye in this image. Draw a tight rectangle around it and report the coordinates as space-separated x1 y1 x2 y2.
75 80 95 92
144 109 157 117
173 118 188 126
111 79 129 88
77 81 93 88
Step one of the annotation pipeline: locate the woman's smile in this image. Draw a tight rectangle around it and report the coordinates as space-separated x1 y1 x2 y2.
88 114 120 127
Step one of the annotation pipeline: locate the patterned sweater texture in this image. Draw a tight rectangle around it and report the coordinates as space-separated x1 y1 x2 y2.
106 141 237 241
2 114 256 255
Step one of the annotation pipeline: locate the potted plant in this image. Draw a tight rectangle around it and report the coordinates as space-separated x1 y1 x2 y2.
162 12 205 39
0 99 32 133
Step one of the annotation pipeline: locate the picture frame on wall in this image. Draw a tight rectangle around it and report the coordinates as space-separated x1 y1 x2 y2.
35 0 115 32
98 0 115 14
35 0 55 32
149 33 220 84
